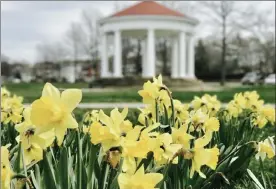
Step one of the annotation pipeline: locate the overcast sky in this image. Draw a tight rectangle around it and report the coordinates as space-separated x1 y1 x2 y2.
1 1 275 64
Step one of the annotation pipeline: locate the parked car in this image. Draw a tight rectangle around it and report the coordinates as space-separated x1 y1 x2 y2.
264 74 275 85
241 72 263 85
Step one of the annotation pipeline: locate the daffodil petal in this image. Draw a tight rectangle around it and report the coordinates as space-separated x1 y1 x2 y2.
55 127 67 146
42 83 60 101
62 114 78 129
61 89 82 112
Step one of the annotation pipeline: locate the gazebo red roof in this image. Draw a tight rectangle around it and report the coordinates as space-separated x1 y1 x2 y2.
111 1 184 17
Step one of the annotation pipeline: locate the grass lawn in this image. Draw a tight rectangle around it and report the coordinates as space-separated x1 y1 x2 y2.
3 82 275 104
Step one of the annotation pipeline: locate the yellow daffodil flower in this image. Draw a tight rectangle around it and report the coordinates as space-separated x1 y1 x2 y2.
203 117 220 132
187 109 208 132
15 107 55 150
138 75 170 108
255 136 275 161
138 80 160 105
30 83 82 146
23 144 43 166
83 110 99 124
172 124 194 149
190 131 219 178
261 106 275 123
118 164 163 189
192 94 221 116
121 126 151 172
168 100 189 126
1 93 24 124
1 87 11 98
152 133 182 165
252 114 268 128
89 121 117 150
90 108 132 151
1 145 13 189
138 105 156 125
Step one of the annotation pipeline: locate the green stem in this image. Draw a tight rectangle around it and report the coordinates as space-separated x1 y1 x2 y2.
103 164 110 189
21 147 30 189
159 162 172 188
77 130 82 189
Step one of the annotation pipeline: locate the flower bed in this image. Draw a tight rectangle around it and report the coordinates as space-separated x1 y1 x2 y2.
1 75 275 189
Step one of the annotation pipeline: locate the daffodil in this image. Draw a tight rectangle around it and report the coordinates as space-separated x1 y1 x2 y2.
23 144 43 166
190 131 219 178
118 164 163 189
30 83 82 146
138 80 159 105
138 105 156 125
138 75 170 108
261 106 275 123
172 124 194 149
15 107 55 150
1 87 11 98
1 145 13 189
89 121 118 150
121 126 151 172
168 100 189 126
152 133 182 165
83 110 99 124
255 136 275 161
227 93 246 117
252 114 268 128
203 117 220 132
244 91 263 111
1 94 24 124
192 94 221 116
90 108 132 151
187 109 209 132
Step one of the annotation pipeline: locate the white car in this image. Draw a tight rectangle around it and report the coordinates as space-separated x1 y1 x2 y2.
264 74 275 85
241 72 263 85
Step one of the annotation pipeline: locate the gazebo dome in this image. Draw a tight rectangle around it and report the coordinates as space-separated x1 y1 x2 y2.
98 1 199 79
111 1 184 17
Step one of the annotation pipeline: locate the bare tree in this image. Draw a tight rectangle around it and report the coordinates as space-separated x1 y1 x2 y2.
196 1 235 86
36 41 68 79
65 22 85 80
80 9 102 63
233 4 275 73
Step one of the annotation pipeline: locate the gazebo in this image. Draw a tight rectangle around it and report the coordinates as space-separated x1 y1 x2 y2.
98 1 199 79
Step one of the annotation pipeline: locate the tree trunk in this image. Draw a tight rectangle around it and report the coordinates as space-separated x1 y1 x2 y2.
135 39 142 75
220 15 227 86
161 40 169 76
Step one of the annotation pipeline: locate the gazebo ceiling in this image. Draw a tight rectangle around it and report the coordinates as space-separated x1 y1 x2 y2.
111 1 184 17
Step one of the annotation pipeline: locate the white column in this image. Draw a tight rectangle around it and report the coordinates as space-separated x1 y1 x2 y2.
188 35 195 78
114 30 122 77
144 28 155 78
100 32 108 78
179 31 186 78
171 36 179 78
142 39 147 77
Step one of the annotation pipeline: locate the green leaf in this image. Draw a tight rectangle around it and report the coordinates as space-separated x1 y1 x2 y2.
247 169 265 189
58 147 69 189
81 161 88 189
30 170 40 189
42 151 57 189
14 142 22 173
76 131 83 189
35 164 41 187
87 144 99 186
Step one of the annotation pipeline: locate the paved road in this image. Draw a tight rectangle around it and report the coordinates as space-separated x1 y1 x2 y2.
24 102 275 109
